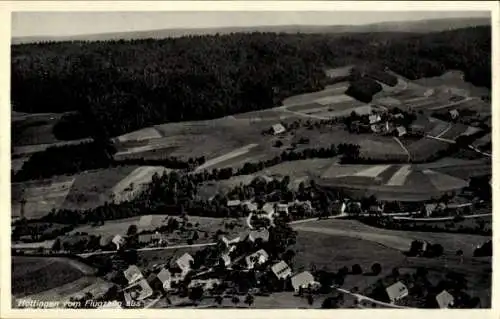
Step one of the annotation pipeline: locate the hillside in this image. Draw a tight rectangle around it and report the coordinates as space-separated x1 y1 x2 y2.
11 26 491 142
12 17 490 44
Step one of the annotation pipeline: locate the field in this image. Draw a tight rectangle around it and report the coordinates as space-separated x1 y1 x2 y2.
11 165 163 218
318 162 468 202
292 231 407 291
12 256 97 298
398 215 492 233
11 112 65 146
413 71 490 99
293 219 490 256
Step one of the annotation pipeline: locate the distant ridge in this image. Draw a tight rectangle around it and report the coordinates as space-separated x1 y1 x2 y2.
12 17 490 44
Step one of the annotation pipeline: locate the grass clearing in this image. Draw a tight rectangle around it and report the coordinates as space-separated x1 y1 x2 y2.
413 70 490 99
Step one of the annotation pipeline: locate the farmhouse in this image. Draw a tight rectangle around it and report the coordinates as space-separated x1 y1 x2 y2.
227 199 241 207
436 290 455 308
262 203 275 215
369 114 382 124
291 271 315 293
220 254 231 267
242 201 258 212
396 126 407 137
176 253 194 275
123 265 144 284
271 123 286 135
248 229 270 243
123 279 153 304
449 109 460 120
271 261 292 280
385 281 409 304
276 203 289 215
245 249 269 269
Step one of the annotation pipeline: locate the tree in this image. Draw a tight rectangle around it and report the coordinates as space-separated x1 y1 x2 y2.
215 295 223 306
307 294 314 306
371 263 382 276
392 267 400 278
127 224 138 236
52 238 61 251
231 296 240 307
351 264 363 275
244 294 254 307
188 286 204 305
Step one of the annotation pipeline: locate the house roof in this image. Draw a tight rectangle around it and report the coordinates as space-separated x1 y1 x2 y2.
227 199 241 207
245 249 269 268
156 268 171 285
369 114 381 124
436 290 454 308
396 126 407 134
271 261 292 279
291 271 315 291
385 281 409 302
272 123 286 133
242 201 258 212
262 203 275 215
248 229 270 242
112 234 124 244
124 279 153 301
123 265 143 284
176 253 194 272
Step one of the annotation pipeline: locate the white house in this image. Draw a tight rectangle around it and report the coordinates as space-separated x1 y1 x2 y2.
227 199 241 207
123 279 153 304
396 126 407 137
271 261 292 280
156 268 172 291
262 203 275 216
245 249 269 269
291 271 315 293
436 290 454 308
276 203 289 215
369 114 382 124
112 234 125 250
272 123 286 135
176 253 194 275
449 109 459 120
123 265 144 284
248 229 270 243
385 281 409 304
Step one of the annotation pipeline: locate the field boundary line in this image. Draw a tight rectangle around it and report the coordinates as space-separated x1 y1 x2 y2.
392 137 411 162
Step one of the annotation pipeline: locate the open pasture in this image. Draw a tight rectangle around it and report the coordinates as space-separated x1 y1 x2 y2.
324 65 353 79
413 70 491 98
293 219 489 256
281 82 349 107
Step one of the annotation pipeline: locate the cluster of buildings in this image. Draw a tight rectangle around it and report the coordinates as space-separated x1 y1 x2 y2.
383 281 455 308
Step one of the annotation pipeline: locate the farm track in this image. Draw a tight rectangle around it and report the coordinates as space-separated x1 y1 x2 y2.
392 137 411 162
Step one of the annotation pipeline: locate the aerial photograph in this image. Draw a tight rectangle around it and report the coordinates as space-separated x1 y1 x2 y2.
9 9 492 310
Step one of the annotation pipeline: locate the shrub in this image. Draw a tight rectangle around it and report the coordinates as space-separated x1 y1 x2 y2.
351 264 363 275
371 263 382 276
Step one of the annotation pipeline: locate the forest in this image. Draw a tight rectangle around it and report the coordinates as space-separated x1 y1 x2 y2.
11 27 491 141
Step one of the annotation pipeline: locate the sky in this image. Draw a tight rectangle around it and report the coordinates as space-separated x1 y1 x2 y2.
12 11 490 38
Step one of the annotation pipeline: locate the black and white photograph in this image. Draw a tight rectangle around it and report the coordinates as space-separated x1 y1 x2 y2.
2 2 497 315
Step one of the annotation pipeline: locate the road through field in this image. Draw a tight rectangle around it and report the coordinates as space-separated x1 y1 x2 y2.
392 137 411 162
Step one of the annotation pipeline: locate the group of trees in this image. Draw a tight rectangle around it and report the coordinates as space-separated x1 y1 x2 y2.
12 27 491 142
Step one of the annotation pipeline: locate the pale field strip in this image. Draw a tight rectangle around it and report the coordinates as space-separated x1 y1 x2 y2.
114 138 177 156
462 126 482 136
422 169 468 191
314 94 355 106
12 138 93 156
115 126 163 143
195 143 259 171
385 165 412 186
111 166 170 202
324 65 353 78
353 165 391 178
375 96 402 106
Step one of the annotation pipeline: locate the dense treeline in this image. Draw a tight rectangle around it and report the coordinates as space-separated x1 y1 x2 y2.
12 27 491 140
